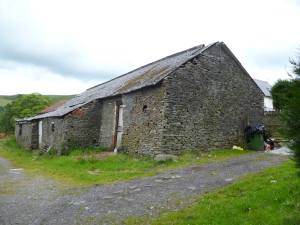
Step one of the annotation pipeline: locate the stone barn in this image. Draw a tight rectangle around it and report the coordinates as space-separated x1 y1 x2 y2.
16 42 264 156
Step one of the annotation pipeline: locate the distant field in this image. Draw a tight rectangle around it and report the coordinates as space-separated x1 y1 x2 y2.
45 95 76 104
0 95 19 106
0 98 12 106
0 94 75 107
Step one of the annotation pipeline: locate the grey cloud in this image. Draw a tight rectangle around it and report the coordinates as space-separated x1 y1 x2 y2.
0 8 118 81
0 44 115 80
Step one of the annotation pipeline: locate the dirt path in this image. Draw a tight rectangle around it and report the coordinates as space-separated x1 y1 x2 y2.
0 152 288 225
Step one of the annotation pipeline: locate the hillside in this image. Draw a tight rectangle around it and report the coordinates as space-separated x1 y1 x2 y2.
0 95 75 107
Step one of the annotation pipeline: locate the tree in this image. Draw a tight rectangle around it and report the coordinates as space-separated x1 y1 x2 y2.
290 57 300 77
271 54 300 167
0 94 51 133
0 106 12 133
271 80 293 110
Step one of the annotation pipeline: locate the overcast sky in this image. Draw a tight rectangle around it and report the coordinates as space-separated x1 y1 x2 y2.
0 0 299 95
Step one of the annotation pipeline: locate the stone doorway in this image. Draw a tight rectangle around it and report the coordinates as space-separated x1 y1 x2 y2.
113 101 124 152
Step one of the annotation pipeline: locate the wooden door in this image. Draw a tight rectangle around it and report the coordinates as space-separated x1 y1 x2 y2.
114 104 124 152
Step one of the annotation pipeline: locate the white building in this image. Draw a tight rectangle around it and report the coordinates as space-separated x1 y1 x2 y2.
254 79 274 112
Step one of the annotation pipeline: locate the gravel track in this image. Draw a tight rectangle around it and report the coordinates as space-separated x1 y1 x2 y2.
0 152 288 225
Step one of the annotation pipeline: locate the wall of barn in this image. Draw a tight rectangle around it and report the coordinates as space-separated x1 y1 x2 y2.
98 97 120 148
121 85 166 156
15 121 38 150
161 43 264 154
40 118 64 152
62 100 102 150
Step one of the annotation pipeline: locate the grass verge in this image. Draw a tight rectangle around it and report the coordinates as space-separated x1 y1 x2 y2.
126 160 300 225
0 137 250 186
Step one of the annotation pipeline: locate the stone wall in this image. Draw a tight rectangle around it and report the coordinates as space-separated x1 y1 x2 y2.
63 100 102 149
16 86 167 154
121 85 166 155
40 118 64 151
83 85 167 155
15 121 38 150
161 43 264 153
14 100 103 153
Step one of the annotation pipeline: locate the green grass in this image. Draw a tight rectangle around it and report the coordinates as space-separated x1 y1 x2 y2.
0 138 249 186
46 95 76 104
0 94 74 106
0 97 12 106
0 95 23 106
126 160 300 225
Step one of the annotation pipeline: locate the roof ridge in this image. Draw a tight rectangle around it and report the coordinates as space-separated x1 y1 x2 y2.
87 44 205 90
165 41 219 77
22 42 219 121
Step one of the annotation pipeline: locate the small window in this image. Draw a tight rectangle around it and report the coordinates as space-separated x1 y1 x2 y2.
51 122 55 132
19 124 22 136
142 105 148 112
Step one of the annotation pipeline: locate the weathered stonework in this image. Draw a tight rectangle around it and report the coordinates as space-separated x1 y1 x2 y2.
63 100 102 149
28 101 103 153
15 121 38 150
121 85 166 155
15 42 264 156
161 44 263 153
39 117 64 151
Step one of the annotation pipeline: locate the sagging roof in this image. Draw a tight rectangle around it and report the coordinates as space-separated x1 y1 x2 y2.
20 42 218 122
254 79 272 97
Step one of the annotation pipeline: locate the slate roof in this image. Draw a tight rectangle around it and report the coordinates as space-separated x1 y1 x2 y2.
19 42 219 122
38 100 68 114
254 79 272 97
20 41 263 122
